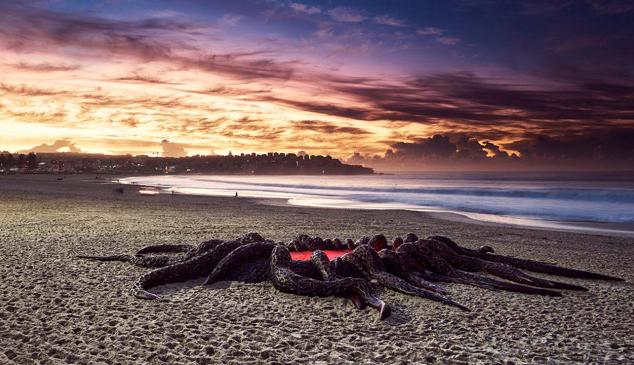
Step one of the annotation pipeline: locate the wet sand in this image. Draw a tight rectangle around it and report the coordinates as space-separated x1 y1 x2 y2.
0 175 633 364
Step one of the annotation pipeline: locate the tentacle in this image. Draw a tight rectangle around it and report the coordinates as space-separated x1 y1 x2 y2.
378 249 447 294
404 233 418 243
77 254 177 268
320 239 332 250
369 234 388 251
240 232 268 243
310 250 335 280
353 245 469 311
345 238 356 250
424 239 588 291
332 238 347 250
477 261 587 291
135 244 194 256
190 239 225 256
484 254 622 281
289 260 322 280
131 240 244 299
392 237 404 250
290 234 313 251
427 270 562 296
397 243 562 296
204 242 275 285
406 272 448 294
429 236 623 281
376 270 470 311
270 246 390 320
311 250 365 309
338 252 372 281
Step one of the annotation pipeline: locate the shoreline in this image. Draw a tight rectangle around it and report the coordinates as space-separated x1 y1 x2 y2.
116 174 634 238
1 174 633 364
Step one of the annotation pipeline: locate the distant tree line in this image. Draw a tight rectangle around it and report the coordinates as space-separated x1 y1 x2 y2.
0 151 373 175
0 152 38 170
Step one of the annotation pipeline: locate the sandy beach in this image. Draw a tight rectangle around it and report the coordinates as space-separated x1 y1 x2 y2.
0 175 633 364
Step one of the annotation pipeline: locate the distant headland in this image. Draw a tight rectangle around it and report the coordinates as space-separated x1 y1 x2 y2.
0 151 373 175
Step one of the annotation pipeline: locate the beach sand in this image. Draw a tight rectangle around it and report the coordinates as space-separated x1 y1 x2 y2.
0 175 632 364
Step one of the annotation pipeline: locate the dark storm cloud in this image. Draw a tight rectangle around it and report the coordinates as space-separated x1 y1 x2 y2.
347 134 496 166
391 135 457 158
349 129 633 170
257 71 634 141
504 128 634 162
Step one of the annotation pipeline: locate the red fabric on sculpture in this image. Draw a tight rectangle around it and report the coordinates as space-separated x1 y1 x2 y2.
291 250 352 261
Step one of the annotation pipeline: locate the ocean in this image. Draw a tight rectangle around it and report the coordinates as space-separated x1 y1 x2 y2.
119 172 634 235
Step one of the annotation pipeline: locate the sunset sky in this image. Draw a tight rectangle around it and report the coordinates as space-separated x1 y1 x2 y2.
1 0 633 170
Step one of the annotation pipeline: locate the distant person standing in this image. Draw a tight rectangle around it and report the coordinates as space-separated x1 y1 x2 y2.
235 192 239 198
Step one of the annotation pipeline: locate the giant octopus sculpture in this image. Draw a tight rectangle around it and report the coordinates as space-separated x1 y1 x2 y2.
78 233 622 320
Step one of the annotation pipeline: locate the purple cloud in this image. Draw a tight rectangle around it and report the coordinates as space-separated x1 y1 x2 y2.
290 2 321 15
374 15 405 27
328 7 367 23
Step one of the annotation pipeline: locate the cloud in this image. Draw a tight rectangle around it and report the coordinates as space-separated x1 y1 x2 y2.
21 139 82 153
2 108 67 124
280 71 634 137
504 128 634 162
415 27 459 46
290 2 320 15
8 62 80 72
292 120 370 135
436 36 460 45
328 7 367 23
346 130 634 171
0 83 67 96
314 25 334 39
416 27 444 36
183 54 295 81
218 14 242 27
111 74 178 85
374 15 405 27
0 3 295 82
517 1 571 15
391 135 457 158
250 95 383 121
588 0 634 14
482 141 512 159
185 85 271 97
0 4 179 59
161 139 187 157
148 10 186 18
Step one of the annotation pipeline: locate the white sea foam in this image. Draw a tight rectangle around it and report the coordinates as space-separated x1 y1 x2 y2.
119 172 634 235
